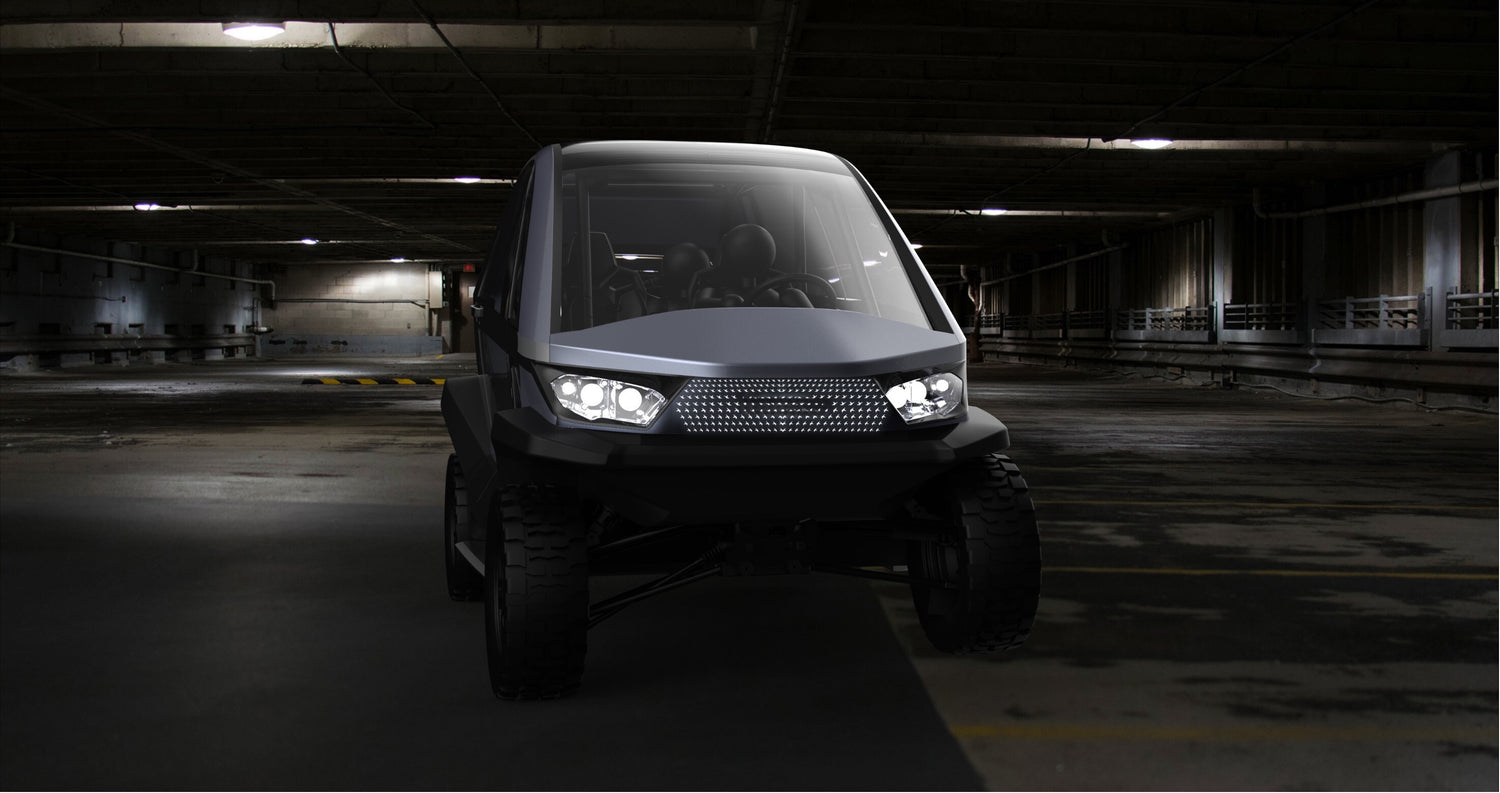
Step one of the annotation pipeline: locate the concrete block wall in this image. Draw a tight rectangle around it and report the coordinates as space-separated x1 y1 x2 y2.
261 263 442 355
0 227 260 367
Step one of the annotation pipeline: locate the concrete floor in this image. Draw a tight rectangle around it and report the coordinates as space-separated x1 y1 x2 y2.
1 356 1494 790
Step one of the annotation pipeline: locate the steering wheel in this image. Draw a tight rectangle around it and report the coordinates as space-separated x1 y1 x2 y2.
744 273 838 304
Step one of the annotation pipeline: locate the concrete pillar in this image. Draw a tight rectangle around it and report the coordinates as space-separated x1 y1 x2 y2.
1300 185 1327 341
1424 151 1463 350
1065 261 1078 312
1106 248 1124 322
1212 208 1233 337
1030 254 1043 318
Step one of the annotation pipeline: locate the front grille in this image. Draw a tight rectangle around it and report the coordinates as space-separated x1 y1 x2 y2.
671 377 890 434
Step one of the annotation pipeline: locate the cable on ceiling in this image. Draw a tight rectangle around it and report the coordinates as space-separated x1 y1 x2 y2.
407 0 542 149
326 23 437 130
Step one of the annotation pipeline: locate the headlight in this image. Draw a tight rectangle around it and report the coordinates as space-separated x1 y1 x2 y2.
884 371 964 424
550 374 666 426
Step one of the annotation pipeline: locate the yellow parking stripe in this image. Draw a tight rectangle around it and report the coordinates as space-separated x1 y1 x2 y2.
354 378 379 385
319 377 340 385
1035 499 1496 512
394 378 416 385
951 723 1496 743
1044 566 1497 581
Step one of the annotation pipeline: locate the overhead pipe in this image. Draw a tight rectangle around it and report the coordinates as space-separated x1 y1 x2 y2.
0 232 276 299
980 244 1129 286
1253 179 1497 220
275 298 429 309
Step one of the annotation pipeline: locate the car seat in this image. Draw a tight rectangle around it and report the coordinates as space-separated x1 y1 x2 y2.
694 224 788 308
659 242 712 312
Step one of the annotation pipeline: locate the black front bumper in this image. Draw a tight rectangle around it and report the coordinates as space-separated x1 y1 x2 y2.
490 407 1010 525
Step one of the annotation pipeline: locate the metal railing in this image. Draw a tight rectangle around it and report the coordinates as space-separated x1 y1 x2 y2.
1068 309 1109 331
1115 305 1213 332
1223 302 1299 331
1317 294 1421 330
1446 290 1497 330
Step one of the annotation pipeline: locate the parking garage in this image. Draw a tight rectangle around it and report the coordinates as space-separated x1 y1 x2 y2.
1 2 1496 790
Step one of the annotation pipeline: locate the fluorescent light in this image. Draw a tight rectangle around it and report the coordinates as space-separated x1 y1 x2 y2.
390 257 407 263
453 176 482 184
132 203 161 211
300 238 319 245
222 22 286 41
980 208 1008 216
1129 139 1173 150
911 244 924 249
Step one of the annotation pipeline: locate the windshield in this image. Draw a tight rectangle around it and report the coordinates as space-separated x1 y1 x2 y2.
553 158 933 333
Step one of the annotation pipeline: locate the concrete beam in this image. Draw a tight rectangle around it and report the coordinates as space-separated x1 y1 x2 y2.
0 22 756 50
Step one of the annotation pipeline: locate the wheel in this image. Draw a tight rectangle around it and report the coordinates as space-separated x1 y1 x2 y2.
908 453 1041 654
444 454 483 601
485 482 590 700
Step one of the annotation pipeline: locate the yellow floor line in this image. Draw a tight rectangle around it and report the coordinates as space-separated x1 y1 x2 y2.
1044 566 1497 581
1035 499 1496 512
951 723 1496 743
354 378 379 385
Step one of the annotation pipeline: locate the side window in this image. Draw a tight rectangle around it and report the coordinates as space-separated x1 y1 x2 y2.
476 162 534 323
504 171 533 325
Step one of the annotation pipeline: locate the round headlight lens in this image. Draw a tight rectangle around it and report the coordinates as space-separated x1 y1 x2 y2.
550 374 666 427
885 371 964 424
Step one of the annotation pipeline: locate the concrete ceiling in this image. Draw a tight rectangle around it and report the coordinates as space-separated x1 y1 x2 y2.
1 0 1495 275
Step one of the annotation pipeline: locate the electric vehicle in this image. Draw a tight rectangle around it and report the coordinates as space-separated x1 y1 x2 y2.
442 141 1040 699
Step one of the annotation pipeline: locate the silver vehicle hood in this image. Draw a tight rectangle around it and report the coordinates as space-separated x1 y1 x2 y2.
545 307 963 378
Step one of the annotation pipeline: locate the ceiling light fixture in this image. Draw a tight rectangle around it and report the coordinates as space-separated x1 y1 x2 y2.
221 22 286 41
301 238 319 245
911 243 924 249
453 176 482 184
132 202 161 211
980 208 1008 216
390 257 408 263
1128 139 1173 150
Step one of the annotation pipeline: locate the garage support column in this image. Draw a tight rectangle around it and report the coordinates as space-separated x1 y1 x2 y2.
1300 185 1328 341
1423 151 1463 352
1065 260 1078 327
1107 248 1124 329
1031 254 1043 318
1212 208 1232 341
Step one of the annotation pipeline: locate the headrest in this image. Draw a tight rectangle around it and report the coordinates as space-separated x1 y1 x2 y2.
717 224 776 279
661 242 711 289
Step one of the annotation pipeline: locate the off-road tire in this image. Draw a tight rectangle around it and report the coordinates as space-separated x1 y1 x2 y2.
444 454 483 601
485 483 590 700
910 453 1040 654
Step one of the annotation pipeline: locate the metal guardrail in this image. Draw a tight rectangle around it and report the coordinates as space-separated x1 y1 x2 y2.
1446 290 1497 330
0 332 255 355
1115 305 1213 332
1068 309 1109 331
1223 302 1299 331
982 292 1496 350
1317 294 1422 330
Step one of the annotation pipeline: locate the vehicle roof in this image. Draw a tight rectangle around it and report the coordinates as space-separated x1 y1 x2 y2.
557 140 852 174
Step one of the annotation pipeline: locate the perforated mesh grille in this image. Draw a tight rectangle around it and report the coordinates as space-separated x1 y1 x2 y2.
672 377 890 434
